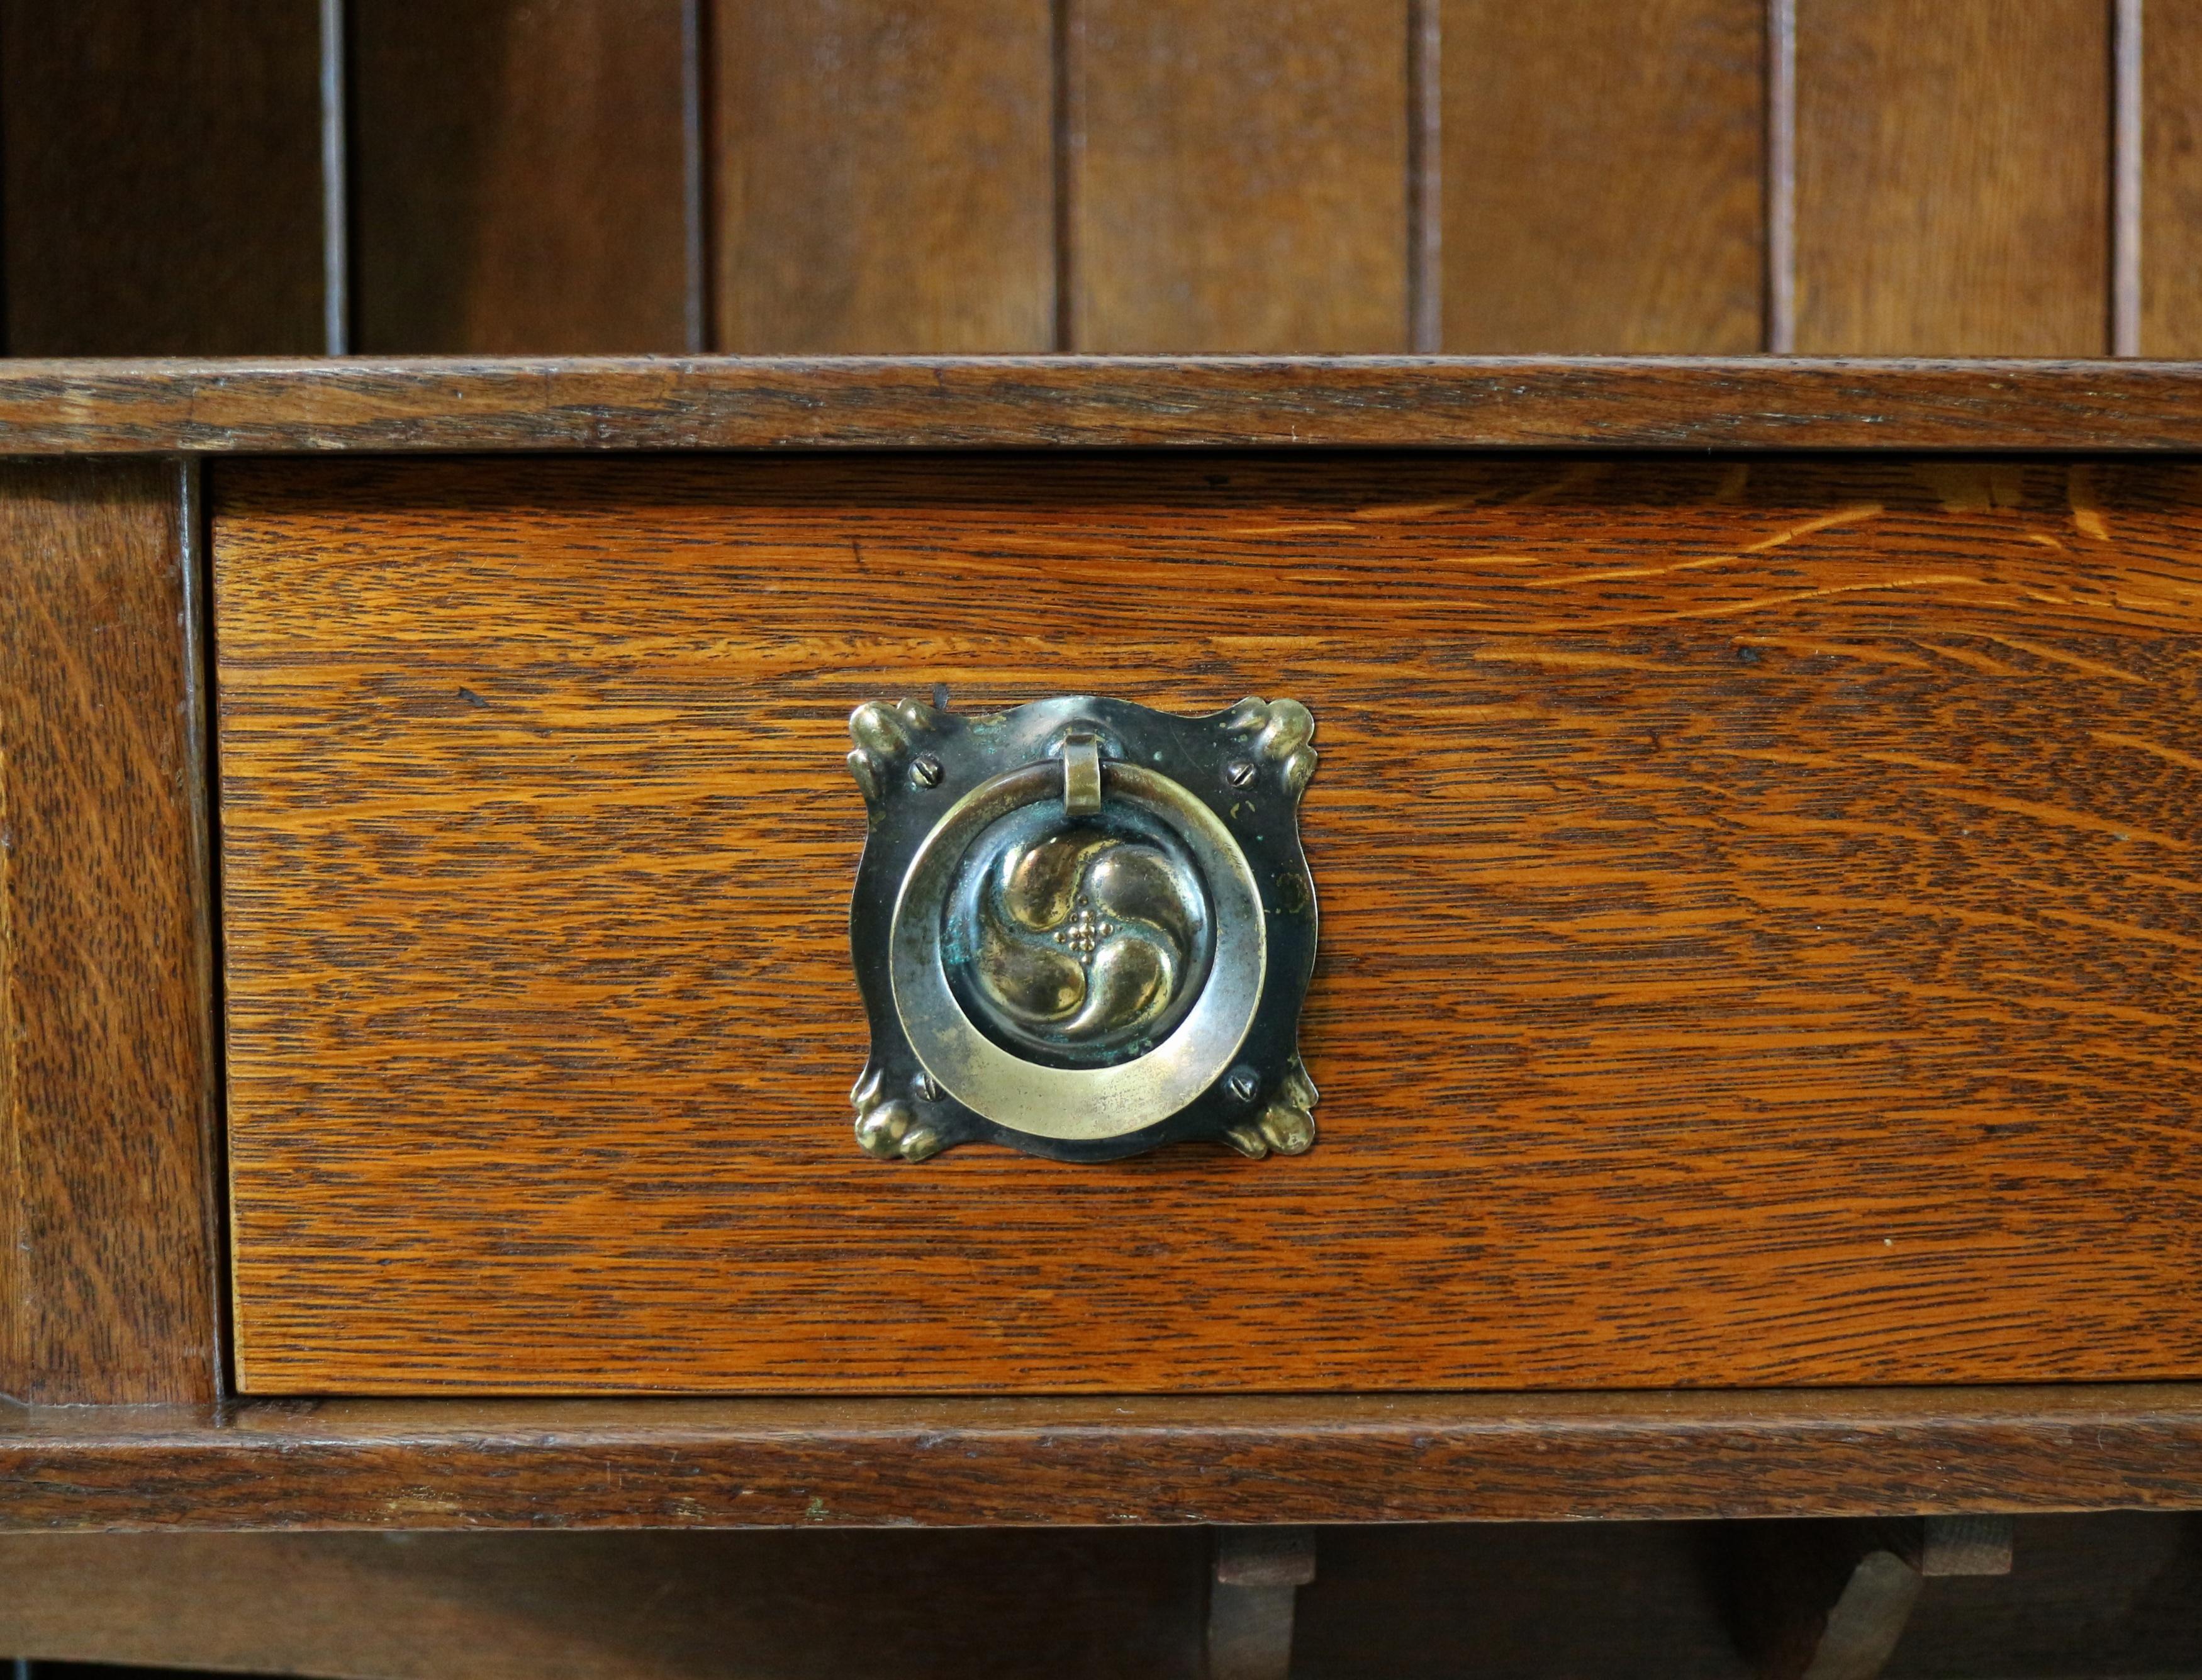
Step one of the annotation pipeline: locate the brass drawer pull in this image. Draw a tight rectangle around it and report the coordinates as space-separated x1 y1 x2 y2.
847 695 1319 1163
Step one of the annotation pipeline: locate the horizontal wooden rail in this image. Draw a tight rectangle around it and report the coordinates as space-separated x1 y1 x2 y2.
7 1384 2202 1530
8 357 2202 453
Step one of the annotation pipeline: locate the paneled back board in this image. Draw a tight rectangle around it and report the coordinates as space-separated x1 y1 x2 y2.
214 455 2202 1395
5 0 2193 359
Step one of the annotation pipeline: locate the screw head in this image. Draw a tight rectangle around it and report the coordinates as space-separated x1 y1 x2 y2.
916 1072 941 1101
910 754 943 788
1226 1067 1261 1104
1224 760 1258 789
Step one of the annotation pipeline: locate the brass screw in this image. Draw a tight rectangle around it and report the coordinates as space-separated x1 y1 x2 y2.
910 754 943 788
1226 1068 1261 1104
1224 760 1258 788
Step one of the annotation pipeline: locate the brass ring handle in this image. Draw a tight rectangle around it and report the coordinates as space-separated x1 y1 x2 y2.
846 694 1320 1164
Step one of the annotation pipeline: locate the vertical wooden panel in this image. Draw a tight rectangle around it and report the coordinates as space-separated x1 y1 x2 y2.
0 464 219 1405
350 0 691 353
1437 0 1763 352
1069 0 1409 352
1794 0 2111 356
712 1 1056 353
0 0 325 355
2144 0 2202 353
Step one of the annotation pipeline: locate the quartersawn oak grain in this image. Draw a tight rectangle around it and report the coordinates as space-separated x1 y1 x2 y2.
16 357 2202 453
7 1386 2202 1530
216 454 2202 1396
0 462 221 1403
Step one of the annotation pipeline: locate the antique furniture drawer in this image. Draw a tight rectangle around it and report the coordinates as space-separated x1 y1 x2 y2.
214 453 2202 1396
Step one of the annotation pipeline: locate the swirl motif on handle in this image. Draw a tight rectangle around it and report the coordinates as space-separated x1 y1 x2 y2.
965 826 1207 1057
848 693 1320 1161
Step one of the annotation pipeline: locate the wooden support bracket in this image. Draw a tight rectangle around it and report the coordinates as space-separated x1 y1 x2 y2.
1723 1515 2015 1680
1208 1527 1316 1680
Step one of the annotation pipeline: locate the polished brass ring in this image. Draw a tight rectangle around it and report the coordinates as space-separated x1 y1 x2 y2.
847 693 1319 1163
888 760 1266 1143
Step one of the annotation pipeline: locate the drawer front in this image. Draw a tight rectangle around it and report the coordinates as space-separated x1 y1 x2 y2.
215 455 2202 1394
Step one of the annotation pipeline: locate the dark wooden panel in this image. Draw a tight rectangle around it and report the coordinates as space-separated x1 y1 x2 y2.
0 1530 1207 1679
2 1517 2194 1674
0 464 220 1405
1882 1512 2202 1677
1438 0 1764 352
1794 0 2111 355
712 0 1054 353
0 0 325 355
217 454 2202 1395
1723 1519 1925 1680
1304 1522 1748 1679
2144 0 2202 355
23 359 2202 455
350 0 691 353
1069 1 1409 350
8 1388 2202 1528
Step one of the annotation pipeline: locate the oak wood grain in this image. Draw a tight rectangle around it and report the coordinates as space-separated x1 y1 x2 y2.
350 0 693 354
216 453 2202 1396
1794 0 2111 355
0 0 326 355
0 463 220 1404
1068 1 1410 351
713 0 1056 353
1438 0 1764 352
16 357 2202 454
8 1386 2202 1529
2143 0 2202 355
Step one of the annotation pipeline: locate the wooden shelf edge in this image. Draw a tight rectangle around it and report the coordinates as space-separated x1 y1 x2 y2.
4 356 2202 454
6 1384 2202 1530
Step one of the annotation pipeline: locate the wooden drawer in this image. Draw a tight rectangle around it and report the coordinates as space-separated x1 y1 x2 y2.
214 453 2202 1395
